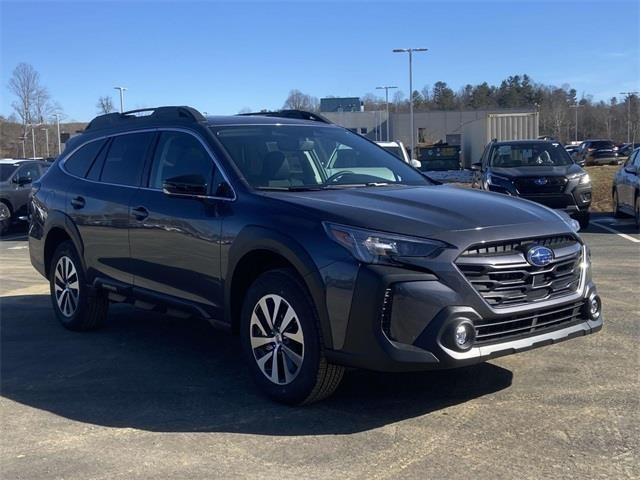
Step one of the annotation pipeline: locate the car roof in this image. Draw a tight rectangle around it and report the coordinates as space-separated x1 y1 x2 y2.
205 115 337 127
492 139 560 146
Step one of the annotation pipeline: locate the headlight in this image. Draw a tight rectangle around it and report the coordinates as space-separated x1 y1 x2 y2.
579 173 591 185
323 222 450 264
487 173 510 186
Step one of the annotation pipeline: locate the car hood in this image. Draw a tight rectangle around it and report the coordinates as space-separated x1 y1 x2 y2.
490 164 583 178
265 185 573 244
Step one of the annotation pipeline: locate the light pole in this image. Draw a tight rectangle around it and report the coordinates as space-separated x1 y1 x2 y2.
30 125 36 158
619 91 639 143
18 136 26 158
41 127 50 158
114 86 127 113
569 104 582 142
393 48 427 159
53 113 62 155
376 85 398 141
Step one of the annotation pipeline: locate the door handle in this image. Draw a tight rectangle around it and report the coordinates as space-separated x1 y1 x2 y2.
70 196 85 209
131 206 149 221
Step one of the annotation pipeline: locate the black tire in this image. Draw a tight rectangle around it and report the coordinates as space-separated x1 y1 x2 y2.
575 211 590 230
613 189 624 218
240 268 344 405
49 240 109 331
635 196 640 229
0 201 12 236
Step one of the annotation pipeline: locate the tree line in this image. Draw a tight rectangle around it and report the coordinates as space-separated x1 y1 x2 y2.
284 74 639 144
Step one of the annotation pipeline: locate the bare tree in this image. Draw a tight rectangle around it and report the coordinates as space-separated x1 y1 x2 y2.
283 89 318 111
8 63 40 130
97 96 116 114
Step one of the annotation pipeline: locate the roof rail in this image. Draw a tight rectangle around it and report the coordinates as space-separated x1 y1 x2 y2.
237 110 332 124
86 106 206 131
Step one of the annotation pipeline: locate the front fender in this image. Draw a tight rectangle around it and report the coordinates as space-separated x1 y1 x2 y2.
225 225 334 349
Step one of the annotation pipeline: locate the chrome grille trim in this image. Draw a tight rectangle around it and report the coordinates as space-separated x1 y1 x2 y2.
456 235 583 308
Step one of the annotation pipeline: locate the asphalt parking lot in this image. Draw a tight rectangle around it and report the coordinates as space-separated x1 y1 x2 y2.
1 217 638 480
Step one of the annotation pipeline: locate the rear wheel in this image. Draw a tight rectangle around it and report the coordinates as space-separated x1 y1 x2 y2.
49 241 109 331
241 269 344 405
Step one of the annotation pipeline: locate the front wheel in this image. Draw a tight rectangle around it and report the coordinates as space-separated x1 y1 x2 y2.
613 189 623 218
50 241 109 331
241 269 344 405
574 211 590 230
635 196 640 229
0 202 11 235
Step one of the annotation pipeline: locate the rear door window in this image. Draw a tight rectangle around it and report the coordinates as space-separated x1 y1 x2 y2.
100 133 154 186
64 140 106 177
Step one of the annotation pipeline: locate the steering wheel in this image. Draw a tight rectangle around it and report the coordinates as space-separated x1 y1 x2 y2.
325 170 355 184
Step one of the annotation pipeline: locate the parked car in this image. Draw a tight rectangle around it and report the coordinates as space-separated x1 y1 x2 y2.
574 139 620 165
29 106 602 404
564 144 580 157
472 140 592 228
0 158 50 234
375 141 421 168
617 143 640 158
612 147 640 227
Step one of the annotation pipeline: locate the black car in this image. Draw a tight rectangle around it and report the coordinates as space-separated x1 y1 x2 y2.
472 140 592 228
0 159 50 234
574 139 620 166
618 143 640 158
29 107 602 404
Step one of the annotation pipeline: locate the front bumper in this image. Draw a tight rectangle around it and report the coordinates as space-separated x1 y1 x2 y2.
324 261 602 373
486 178 591 213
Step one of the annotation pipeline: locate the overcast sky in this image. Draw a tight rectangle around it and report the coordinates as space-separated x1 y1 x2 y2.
2 0 638 122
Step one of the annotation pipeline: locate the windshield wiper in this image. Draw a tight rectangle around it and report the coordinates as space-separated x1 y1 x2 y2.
255 185 326 192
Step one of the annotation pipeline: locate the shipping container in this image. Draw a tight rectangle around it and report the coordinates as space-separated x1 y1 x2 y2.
461 112 539 168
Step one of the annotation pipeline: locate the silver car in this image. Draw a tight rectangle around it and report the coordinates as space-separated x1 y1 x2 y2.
0 159 50 234
612 148 640 227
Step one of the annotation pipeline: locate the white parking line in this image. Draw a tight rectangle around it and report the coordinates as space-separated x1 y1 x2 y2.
591 221 640 244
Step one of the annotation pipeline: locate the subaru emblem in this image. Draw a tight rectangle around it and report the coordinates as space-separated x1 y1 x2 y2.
533 177 548 186
527 245 554 267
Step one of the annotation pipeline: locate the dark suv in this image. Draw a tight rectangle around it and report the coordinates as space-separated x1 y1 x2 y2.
29 107 603 404
472 140 592 228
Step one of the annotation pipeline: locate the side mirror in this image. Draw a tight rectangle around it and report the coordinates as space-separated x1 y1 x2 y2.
214 181 235 199
163 174 207 197
471 162 482 171
576 159 586 167
14 176 32 186
410 159 422 169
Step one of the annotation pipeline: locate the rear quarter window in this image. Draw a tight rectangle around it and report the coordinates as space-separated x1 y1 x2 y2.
100 133 155 186
64 140 106 177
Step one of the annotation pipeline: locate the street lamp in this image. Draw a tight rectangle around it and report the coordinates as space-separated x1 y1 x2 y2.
376 85 398 141
393 48 427 159
619 91 639 143
53 113 62 155
41 127 50 158
114 86 127 113
569 104 583 142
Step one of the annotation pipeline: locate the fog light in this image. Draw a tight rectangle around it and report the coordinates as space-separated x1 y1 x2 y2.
451 320 475 350
587 295 601 320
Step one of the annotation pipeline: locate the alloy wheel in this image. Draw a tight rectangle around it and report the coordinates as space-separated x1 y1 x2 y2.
249 294 305 385
54 256 80 317
0 202 10 221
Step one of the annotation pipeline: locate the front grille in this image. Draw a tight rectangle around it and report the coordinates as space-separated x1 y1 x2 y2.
514 176 567 194
474 301 585 345
456 236 583 308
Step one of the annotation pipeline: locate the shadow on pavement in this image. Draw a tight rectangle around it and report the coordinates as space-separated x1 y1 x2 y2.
1 294 512 435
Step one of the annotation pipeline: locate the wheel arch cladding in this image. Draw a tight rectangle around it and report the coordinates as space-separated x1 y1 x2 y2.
226 226 333 349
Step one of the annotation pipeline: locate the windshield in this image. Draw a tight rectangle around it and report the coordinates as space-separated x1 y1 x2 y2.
489 143 573 167
212 125 428 190
0 164 18 182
